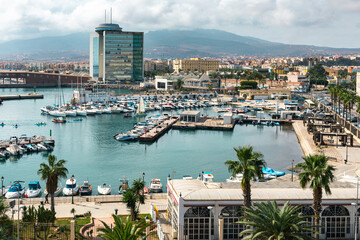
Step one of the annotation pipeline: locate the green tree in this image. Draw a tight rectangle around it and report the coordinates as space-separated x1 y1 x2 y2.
98 215 152 240
239 201 315 240
0 197 12 239
122 179 146 221
297 154 335 240
176 78 183 90
37 155 68 213
225 146 266 208
306 64 327 88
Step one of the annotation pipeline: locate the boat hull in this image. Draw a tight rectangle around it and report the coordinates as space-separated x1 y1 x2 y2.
97 186 111 195
26 189 42 198
62 186 79 196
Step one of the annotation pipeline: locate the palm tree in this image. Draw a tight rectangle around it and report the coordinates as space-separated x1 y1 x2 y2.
225 146 266 208
98 215 152 240
0 197 12 239
297 154 335 240
238 201 315 240
37 154 68 213
123 179 146 221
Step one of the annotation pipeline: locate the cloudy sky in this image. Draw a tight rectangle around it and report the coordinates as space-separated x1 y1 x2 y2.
1 0 360 48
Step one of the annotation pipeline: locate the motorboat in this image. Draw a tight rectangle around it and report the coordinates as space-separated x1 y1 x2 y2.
36 144 48 151
226 173 243 182
0 186 9 196
40 106 52 114
25 181 42 198
6 144 23 155
45 186 62 197
182 175 193 180
49 110 66 117
262 167 285 177
52 117 66 123
103 108 112 114
97 183 111 195
5 182 25 199
118 178 129 194
114 134 138 141
149 178 163 193
79 181 92 196
95 108 103 114
111 107 122 113
86 108 97 115
202 172 214 183
62 178 80 196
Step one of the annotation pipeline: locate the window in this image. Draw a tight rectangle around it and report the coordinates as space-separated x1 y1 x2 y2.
184 207 213 240
295 206 315 237
221 206 244 240
321 205 350 239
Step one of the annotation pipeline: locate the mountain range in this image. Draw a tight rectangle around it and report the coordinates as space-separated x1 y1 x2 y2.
0 29 360 60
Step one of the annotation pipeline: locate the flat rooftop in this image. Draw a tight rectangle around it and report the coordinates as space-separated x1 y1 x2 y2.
169 179 356 201
180 111 200 115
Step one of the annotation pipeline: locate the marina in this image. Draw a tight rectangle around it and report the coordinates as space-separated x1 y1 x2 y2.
0 87 304 195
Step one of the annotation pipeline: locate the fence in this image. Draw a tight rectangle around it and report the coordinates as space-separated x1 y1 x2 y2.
14 222 72 240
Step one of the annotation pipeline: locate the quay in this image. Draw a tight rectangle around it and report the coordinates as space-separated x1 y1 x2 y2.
237 118 293 125
0 93 43 101
139 117 179 142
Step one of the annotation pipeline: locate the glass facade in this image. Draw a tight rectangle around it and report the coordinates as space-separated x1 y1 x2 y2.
92 35 99 78
90 24 143 83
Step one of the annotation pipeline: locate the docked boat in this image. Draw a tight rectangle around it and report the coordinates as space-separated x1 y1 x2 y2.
262 167 285 177
118 178 129 194
6 144 23 156
45 186 62 197
149 178 163 193
65 110 77 117
76 109 87 116
79 181 92 196
86 108 97 115
49 110 66 117
114 133 138 141
5 182 25 199
52 117 66 123
226 173 243 182
97 183 111 195
25 181 42 198
135 97 147 116
62 178 80 196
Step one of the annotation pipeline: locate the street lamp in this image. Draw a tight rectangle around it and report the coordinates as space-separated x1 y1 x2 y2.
207 206 213 240
1 176 4 196
142 172 145 196
71 175 74 204
291 160 294 182
14 180 24 240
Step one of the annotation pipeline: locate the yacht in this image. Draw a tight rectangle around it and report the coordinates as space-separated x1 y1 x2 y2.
114 133 138 141
5 182 25 199
6 144 23 155
76 109 87 117
103 108 112 114
86 108 97 115
149 178 163 193
49 110 66 117
65 110 77 117
98 183 111 195
25 181 42 198
79 181 92 196
111 106 122 113
62 178 80 196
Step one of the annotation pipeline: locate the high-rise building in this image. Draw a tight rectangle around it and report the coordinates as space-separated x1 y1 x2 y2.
90 23 144 83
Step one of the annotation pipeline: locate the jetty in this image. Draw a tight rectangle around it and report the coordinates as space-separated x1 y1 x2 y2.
139 117 179 142
172 116 235 130
0 93 43 101
0 135 55 149
238 118 293 125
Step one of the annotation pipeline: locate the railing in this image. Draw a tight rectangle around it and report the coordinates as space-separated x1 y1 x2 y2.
157 220 165 240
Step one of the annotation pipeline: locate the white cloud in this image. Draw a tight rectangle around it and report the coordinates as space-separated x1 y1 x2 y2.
0 0 358 47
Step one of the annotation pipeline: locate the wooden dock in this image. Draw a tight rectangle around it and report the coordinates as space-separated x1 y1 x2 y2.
139 117 179 142
0 93 43 101
172 116 235 130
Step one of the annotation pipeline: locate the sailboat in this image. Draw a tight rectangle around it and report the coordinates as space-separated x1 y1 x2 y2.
135 97 147 116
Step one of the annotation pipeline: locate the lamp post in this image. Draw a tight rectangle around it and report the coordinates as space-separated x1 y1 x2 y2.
15 180 24 240
142 172 145 196
207 206 213 240
71 175 74 205
1 176 4 196
291 160 294 182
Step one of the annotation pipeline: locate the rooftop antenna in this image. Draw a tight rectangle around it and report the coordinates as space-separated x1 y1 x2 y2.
105 9 106 23
110 7 112 24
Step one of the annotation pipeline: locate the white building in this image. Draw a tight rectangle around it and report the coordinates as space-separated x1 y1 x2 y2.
165 176 359 240
155 78 177 91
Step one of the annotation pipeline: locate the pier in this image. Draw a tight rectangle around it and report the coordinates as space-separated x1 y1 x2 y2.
139 117 179 142
237 118 293 125
172 116 235 130
0 93 44 101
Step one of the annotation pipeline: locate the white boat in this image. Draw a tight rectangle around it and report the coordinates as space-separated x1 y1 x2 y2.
65 110 77 117
62 178 80 196
40 107 51 114
49 110 66 117
76 109 87 116
202 172 214 183
5 182 25 199
136 97 147 116
97 183 111 195
95 108 103 114
115 134 138 141
86 108 97 115
149 178 163 193
6 144 23 155
103 108 112 114
111 107 122 113
45 186 62 197
226 173 243 182
25 181 42 198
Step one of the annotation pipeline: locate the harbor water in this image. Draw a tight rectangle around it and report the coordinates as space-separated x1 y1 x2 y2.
0 88 303 195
